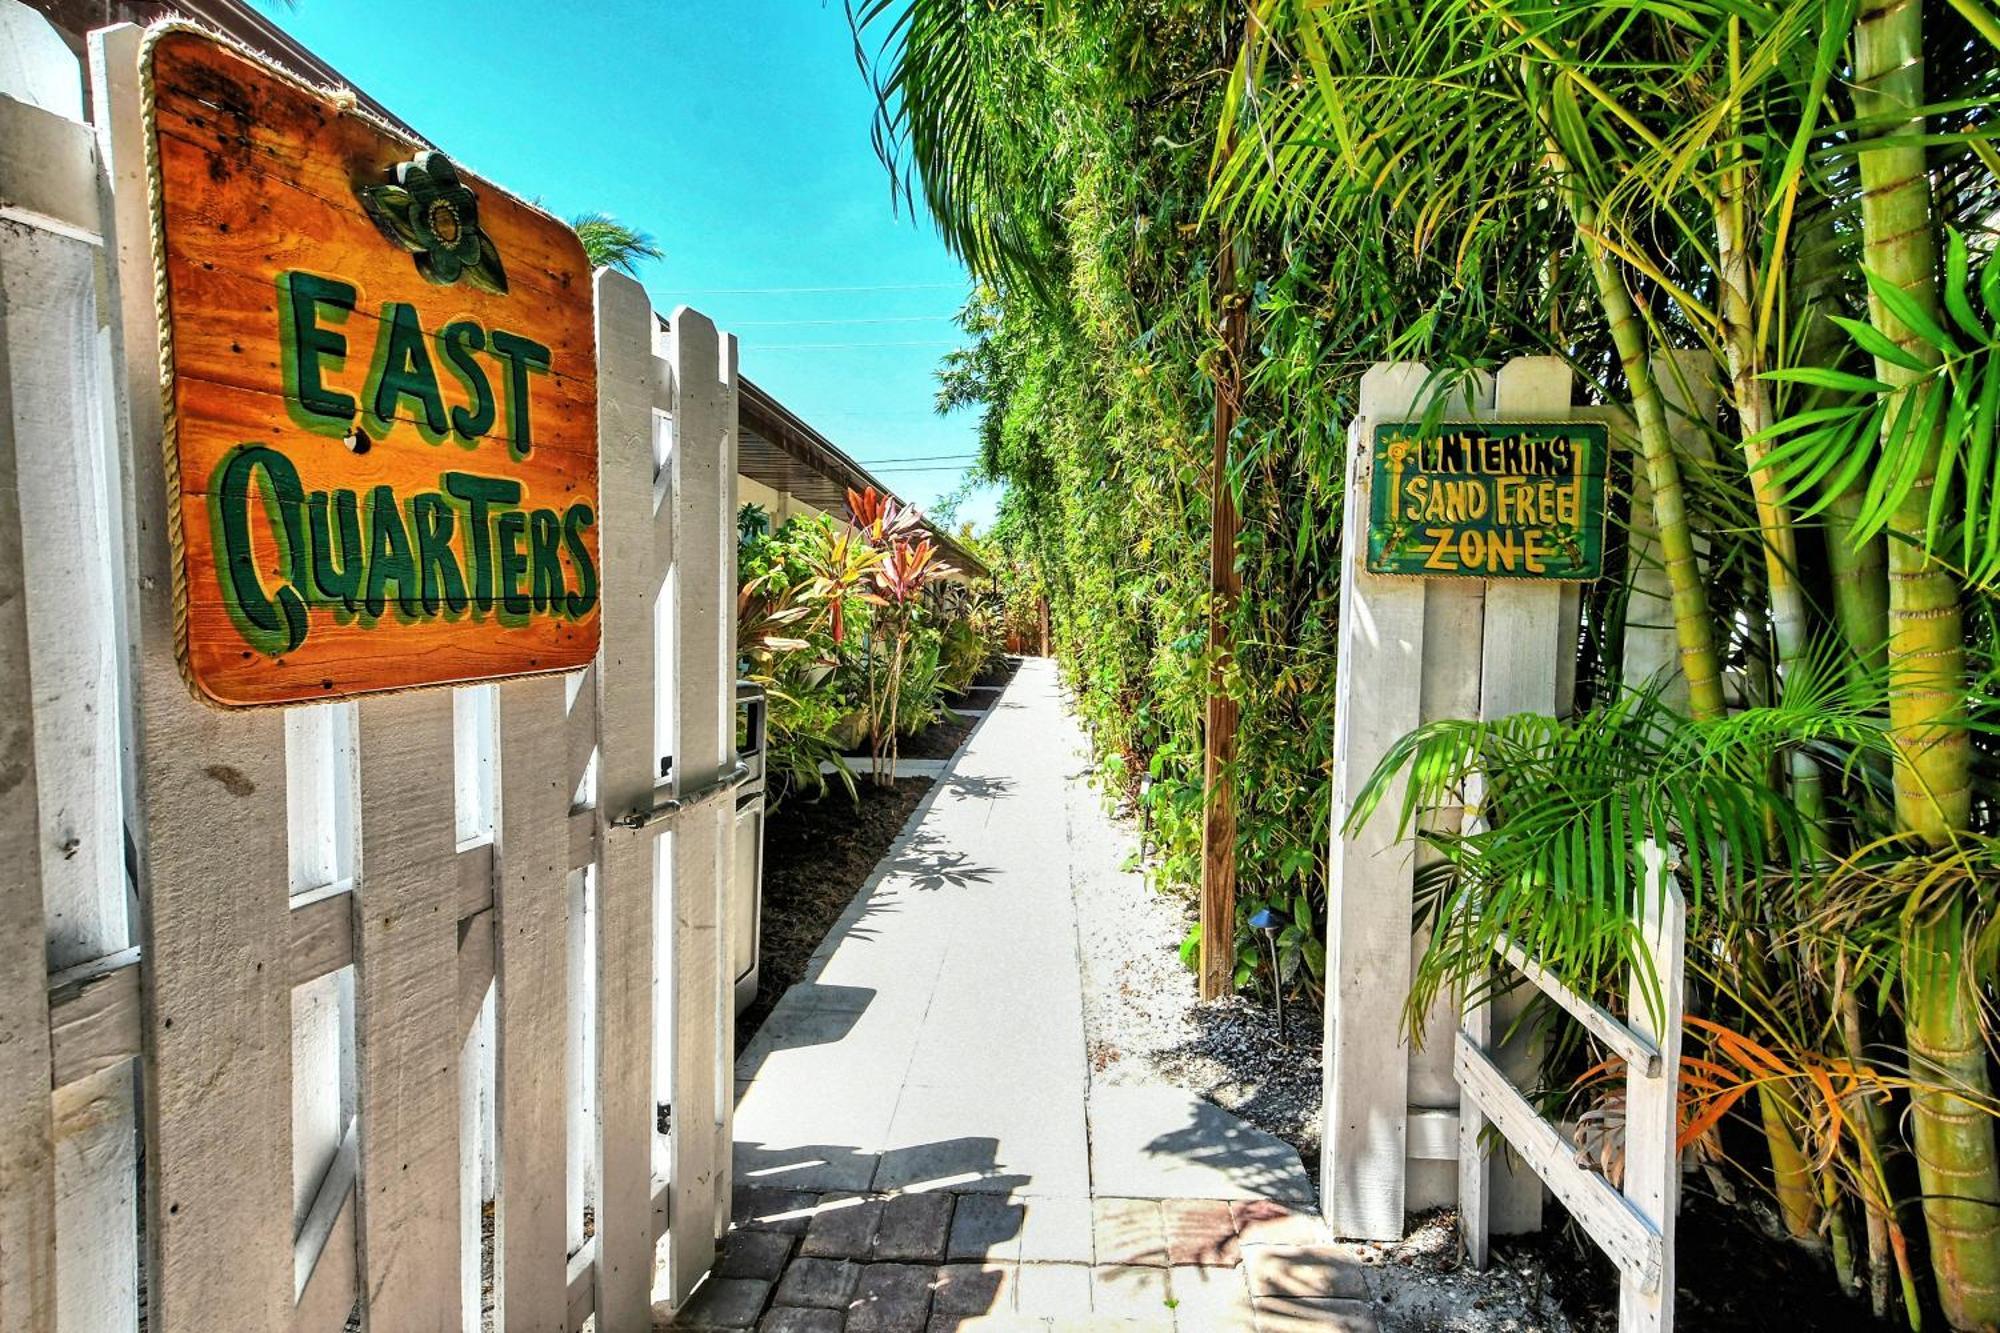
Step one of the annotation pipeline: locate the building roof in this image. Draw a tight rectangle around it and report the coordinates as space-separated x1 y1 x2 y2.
738 378 991 581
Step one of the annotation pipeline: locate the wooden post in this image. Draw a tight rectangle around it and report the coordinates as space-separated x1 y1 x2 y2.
1622 840 1684 1332
1324 364 1432 1238
2 14 138 1324
591 266 666 1330
1458 357 1573 1248
1198 245 1248 1001
95 26 299 1330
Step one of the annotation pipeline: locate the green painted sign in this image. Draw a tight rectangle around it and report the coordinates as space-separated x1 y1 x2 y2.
1367 421 1609 580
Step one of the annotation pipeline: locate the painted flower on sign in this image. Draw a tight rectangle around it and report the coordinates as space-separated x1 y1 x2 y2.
357 151 510 295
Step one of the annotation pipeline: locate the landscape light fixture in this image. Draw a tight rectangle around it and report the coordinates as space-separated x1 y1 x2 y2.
1248 907 1287 1046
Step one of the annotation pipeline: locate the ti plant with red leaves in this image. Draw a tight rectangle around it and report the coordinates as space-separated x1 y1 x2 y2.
845 487 954 786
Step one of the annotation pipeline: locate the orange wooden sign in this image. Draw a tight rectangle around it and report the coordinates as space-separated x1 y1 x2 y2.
147 29 599 706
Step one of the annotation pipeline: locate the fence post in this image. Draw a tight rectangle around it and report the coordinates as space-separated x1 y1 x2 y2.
1622 840 1683 1332
662 307 738 1303
0 136 61 1333
591 266 667 1329
1324 365 1430 1239
92 25 300 1330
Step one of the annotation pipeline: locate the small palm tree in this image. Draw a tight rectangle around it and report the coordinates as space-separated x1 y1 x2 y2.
571 212 663 276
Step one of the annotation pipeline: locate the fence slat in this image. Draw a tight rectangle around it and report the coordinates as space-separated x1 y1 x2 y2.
1620 843 1683 1332
1468 356 1573 1235
352 692 463 1331
1454 1033 1663 1291
93 25 300 1329
592 266 667 1329
1324 364 1432 1240
495 673 573 1330
0 183 60 1333
663 308 735 1304
4 27 143 1323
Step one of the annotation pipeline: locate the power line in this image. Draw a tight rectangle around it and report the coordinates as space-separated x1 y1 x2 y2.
672 281 964 296
749 339 963 351
727 314 959 327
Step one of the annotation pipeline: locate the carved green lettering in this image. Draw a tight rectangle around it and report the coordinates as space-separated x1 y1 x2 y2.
307 489 364 612
437 320 496 441
369 302 448 440
488 329 552 458
496 508 531 617
211 445 309 654
562 503 597 616
278 272 357 436
364 484 419 619
410 493 469 615
443 471 523 612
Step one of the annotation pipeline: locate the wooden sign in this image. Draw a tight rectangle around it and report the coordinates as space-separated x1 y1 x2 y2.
1366 421 1608 580
146 28 598 706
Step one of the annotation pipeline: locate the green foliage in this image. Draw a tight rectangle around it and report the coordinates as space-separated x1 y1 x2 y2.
856 0 1529 1004
571 211 663 276
738 505 1002 806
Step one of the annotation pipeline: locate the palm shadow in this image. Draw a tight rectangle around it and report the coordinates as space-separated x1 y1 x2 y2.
887 829 996 893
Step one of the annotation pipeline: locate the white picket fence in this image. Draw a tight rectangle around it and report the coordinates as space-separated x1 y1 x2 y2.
0 12 740 1330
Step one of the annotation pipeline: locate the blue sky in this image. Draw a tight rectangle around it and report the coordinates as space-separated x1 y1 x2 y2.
254 0 996 528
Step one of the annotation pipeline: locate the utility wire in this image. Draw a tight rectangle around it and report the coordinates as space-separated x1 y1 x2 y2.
672 281 963 296
750 339 962 350
727 314 958 327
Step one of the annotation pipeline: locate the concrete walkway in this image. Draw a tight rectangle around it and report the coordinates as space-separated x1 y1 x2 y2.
679 660 1376 1331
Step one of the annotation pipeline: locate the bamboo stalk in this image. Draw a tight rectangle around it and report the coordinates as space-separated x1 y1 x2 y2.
1851 1 2000 1324
1572 194 1728 722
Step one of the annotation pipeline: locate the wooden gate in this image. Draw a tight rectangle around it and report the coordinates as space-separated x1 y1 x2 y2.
0 10 739 1328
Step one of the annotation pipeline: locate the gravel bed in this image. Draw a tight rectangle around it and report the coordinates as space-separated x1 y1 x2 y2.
1065 779 1326 1175
1063 760 1576 1333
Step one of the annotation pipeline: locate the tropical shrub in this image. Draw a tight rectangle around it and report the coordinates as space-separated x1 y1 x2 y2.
738 500 994 803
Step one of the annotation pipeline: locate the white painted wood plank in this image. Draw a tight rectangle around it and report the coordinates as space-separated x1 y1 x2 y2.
592 266 666 1330
566 1238 598 1332
1473 356 1573 1236
1 51 143 1327
495 672 573 1331
1324 363 1430 1240
0 179 59 1333
1454 1034 1662 1292
351 692 463 1331
1403 371 1493 1218
460 909 495 1035
1621 842 1683 1331
47 948 140 1089
94 25 299 1329
565 866 595 1258
713 332 740 1242
461 990 493 1333
0 0 82 120
663 309 733 1303
1492 931 1660 1077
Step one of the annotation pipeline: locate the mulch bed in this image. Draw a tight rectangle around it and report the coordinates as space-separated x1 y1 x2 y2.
1524 1187 1899 1332
739 777 932 1053
838 709 976 762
